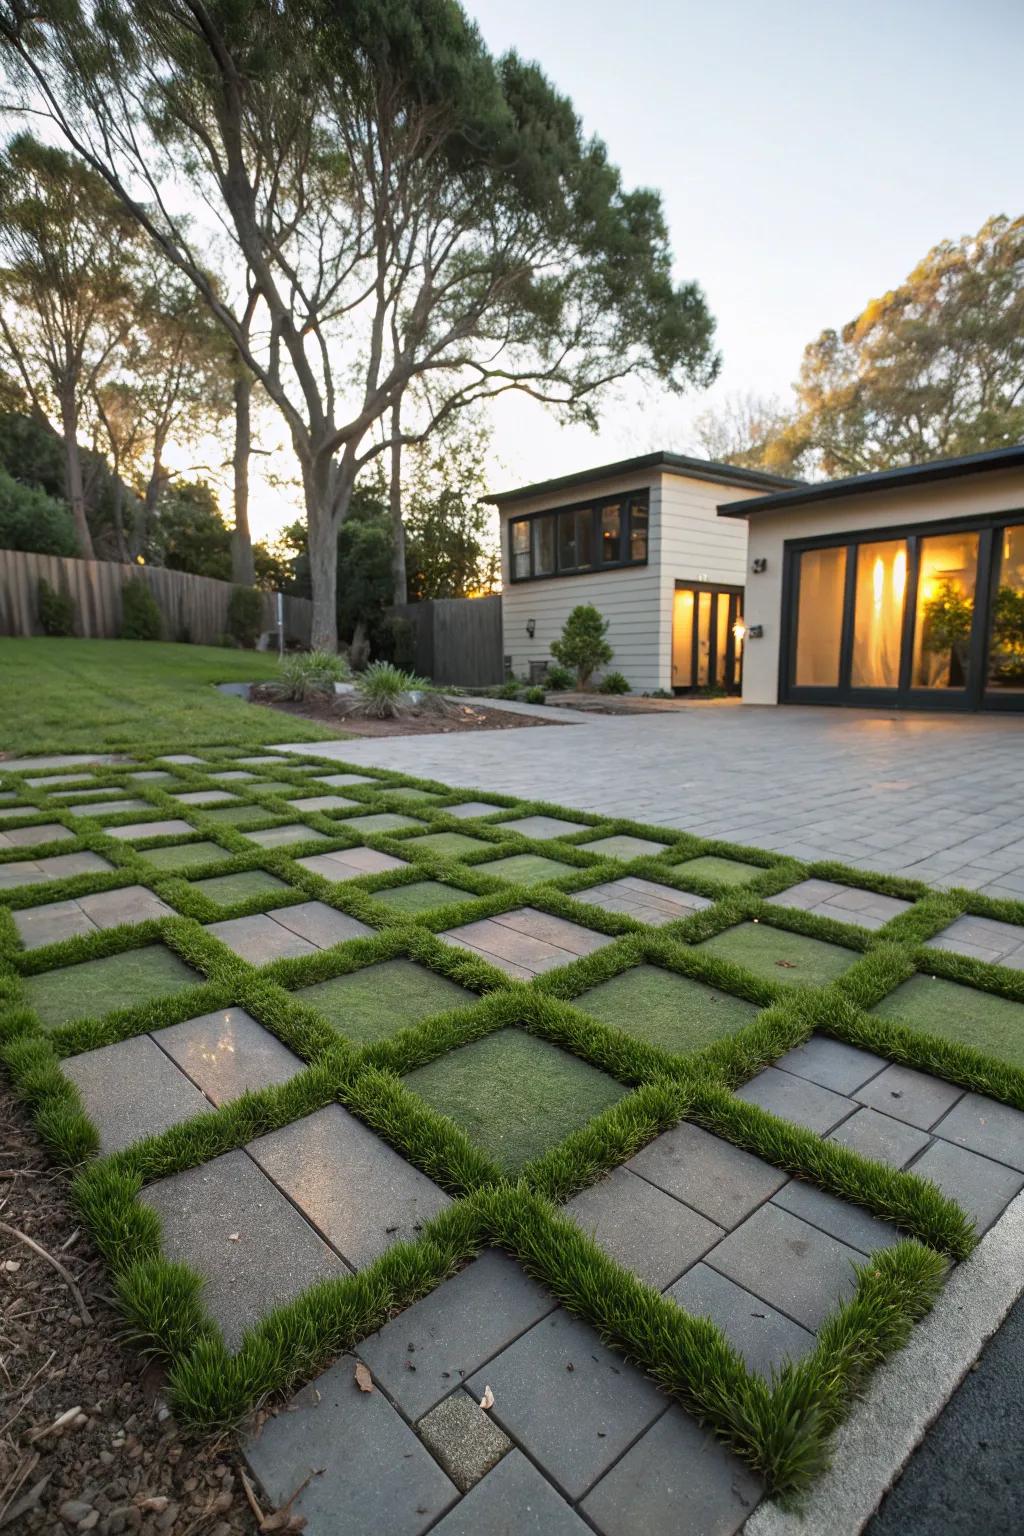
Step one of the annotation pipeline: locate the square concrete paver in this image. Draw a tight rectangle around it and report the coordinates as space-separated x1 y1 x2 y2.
246 824 331 849
357 1251 555 1419
465 1309 664 1500
854 1062 966 1130
925 913 1024 969
705 1202 864 1331
734 1066 855 1134
931 1093 1024 1172
829 1106 932 1168
156 1008 304 1104
577 833 669 860
271 900 373 948
248 1103 451 1266
497 815 589 839
443 800 506 820
310 772 377 788
0 850 112 890
580 1404 761 1536
65 798 149 817
296 846 408 882
770 1179 903 1255
245 1353 458 1536
0 823 74 848
14 899 97 948
430 1450 587 1536
628 1121 787 1230
416 1390 512 1493
667 1263 815 1377
172 789 238 807
574 875 711 925
768 879 913 931
344 813 426 835
143 1149 345 1349
773 1035 887 1096
62 1033 213 1153
107 818 194 841
439 907 611 978
13 884 174 948
289 794 360 812
206 903 371 962
908 1139 1024 1234
563 1167 724 1288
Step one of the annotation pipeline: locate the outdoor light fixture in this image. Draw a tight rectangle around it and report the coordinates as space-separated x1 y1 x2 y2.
752 557 767 573
526 618 536 637
748 624 764 639
732 618 747 644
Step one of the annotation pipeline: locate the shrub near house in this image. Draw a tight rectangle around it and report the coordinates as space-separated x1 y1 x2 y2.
550 604 615 689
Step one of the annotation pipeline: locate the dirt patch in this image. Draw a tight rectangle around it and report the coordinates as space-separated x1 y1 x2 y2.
0 1084 250 1536
250 687 556 737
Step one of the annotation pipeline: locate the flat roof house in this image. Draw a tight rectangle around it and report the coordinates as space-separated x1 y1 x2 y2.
718 444 1024 713
487 452 795 694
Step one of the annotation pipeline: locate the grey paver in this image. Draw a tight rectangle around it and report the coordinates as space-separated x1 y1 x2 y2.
156 1008 303 1105
926 913 1024 968
24 773 95 788
577 833 669 859
78 884 174 928
245 1353 458 1536
172 789 238 807
774 1035 887 1096
246 823 330 848
288 794 359 812
296 848 408 881
65 798 148 816
443 800 506 820
107 818 194 840
62 1034 213 1154
768 879 912 930
829 1106 933 1168
143 1149 345 1348
0 823 73 848
771 1179 903 1254
466 1309 664 1501
735 1067 855 1134
581 1404 761 1536
575 875 711 924
205 912 317 962
932 1093 1024 1173
271 900 372 948
563 1166 723 1288
206 770 256 782
0 805 36 819
628 1121 787 1229
705 1202 864 1331
908 1139 1024 1234
14 899 96 948
855 1062 965 1130
344 812 426 835
158 754 205 764
357 1250 555 1418
0 850 111 889
429 1450 587 1536
497 814 588 839
234 755 288 766
666 1263 815 1377
311 772 377 788
415 1389 512 1492
248 1103 451 1266
439 907 611 978
127 770 176 784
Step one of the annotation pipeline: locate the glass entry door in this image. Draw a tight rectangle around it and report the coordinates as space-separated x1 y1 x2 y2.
985 524 1024 700
672 585 744 693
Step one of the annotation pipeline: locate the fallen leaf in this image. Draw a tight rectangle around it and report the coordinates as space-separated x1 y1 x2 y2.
228 1233 241 1242
3 1259 20 1272
479 1385 494 1411
775 960 797 968
354 1362 373 1394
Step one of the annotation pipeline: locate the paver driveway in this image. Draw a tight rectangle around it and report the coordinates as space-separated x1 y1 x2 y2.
277 705 1024 896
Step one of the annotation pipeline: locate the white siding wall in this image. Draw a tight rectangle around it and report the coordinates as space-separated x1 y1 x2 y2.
740 467 1024 704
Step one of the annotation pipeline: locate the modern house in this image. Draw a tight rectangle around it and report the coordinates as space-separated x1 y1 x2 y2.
718 444 1024 713
487 452 796 693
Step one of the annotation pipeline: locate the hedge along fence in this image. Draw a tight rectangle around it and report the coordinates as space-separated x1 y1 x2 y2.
0 547 312 646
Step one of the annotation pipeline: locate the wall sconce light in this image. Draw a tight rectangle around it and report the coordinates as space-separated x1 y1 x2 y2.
526 618 536 637
752 557 767 574
748 624 764 639
732 619 747 644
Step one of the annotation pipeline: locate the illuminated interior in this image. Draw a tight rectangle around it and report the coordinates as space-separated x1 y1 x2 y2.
910 532 979 688
794 546 846 686
850 540 907 688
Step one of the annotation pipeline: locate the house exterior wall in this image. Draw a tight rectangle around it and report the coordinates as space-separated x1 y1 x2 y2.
738 467 1024 704
498 470 764 691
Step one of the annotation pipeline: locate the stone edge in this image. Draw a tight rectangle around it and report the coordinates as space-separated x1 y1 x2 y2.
744 1187 1024 1536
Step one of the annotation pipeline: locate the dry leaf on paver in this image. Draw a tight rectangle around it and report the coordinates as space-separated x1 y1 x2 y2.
354 1361 374 1393
775 960 797 968
479 1385 494 1411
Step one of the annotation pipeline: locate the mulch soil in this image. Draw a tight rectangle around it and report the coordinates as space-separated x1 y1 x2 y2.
250 689 556 736
0 1083 254 1536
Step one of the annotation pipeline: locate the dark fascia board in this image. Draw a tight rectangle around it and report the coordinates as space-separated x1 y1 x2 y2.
717 443 1024 518
484 451 800 507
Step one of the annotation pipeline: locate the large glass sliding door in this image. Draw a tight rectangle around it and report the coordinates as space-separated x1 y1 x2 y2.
672 584 744 693
783 515 1024 711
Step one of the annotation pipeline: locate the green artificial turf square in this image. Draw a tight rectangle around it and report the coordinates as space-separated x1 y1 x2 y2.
190 870 292 906
575 964 761 1056
698 921 857 986
674 854 765 886
578 834 669 859
476 853 576 886
200 804 280 828
383 788 445 805
139 841 231 873
373 880 474 915
293 957 478 1045
871 973 1024 1071
344 813 426 835
26 944 200 1030
403 1028 626 1171
408 832 493 858
245 781 300 797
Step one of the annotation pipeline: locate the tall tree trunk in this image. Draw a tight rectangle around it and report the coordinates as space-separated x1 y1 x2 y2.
303 453 341 651
389 396 407 606
133 434 166 560
231 372 255 585
60 395 94 559
111 473 128 563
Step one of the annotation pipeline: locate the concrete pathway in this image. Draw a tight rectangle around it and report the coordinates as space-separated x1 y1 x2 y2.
275 706 1024 896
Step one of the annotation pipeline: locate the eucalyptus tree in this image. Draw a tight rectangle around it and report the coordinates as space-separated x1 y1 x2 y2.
0 0 720 645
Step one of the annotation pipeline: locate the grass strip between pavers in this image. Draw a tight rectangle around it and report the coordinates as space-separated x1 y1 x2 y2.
2 745 1024 1497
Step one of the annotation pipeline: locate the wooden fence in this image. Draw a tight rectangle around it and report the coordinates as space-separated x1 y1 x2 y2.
0 548 312 646
389 594 503 688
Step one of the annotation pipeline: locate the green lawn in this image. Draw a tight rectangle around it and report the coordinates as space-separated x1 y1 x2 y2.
0 638 338 755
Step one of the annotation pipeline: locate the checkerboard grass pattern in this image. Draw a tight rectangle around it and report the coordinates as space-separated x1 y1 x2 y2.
2 747 1024 1496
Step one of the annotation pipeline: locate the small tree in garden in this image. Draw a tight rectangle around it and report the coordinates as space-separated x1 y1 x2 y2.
550 605 613 689
120 577 161 640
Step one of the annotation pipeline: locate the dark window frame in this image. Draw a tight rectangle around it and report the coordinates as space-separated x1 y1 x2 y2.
507 491 650 583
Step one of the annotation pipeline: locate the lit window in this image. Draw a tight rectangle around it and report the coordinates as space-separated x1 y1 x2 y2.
511 520 530 580
629 504 649 562
601 504 622 562
532 515 555 576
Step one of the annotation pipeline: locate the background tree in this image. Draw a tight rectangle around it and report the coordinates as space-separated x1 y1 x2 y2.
690 391 795 475
149 479 233 580
0 133 142 556
404 414 498 599
0 0 719 647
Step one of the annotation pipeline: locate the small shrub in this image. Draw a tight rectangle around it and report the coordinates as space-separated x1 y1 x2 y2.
523 685 546 704
350 661 430 719
120 578 162 641
272 649 350 701
497 679 522 700
598 671 631 695
550 604 613 689
545 663 574 691
37 578 75 636
0 466 77 555
225 586 264 649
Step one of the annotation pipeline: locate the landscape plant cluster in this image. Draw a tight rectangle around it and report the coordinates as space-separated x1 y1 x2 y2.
0 752 1022 1497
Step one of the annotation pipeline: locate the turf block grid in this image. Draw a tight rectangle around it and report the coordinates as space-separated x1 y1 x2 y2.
3 749 1024 1501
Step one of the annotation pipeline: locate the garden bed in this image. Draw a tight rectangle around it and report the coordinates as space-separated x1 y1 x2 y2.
250 686 557 735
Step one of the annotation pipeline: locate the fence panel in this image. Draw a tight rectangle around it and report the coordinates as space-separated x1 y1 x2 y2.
389 594 503 688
